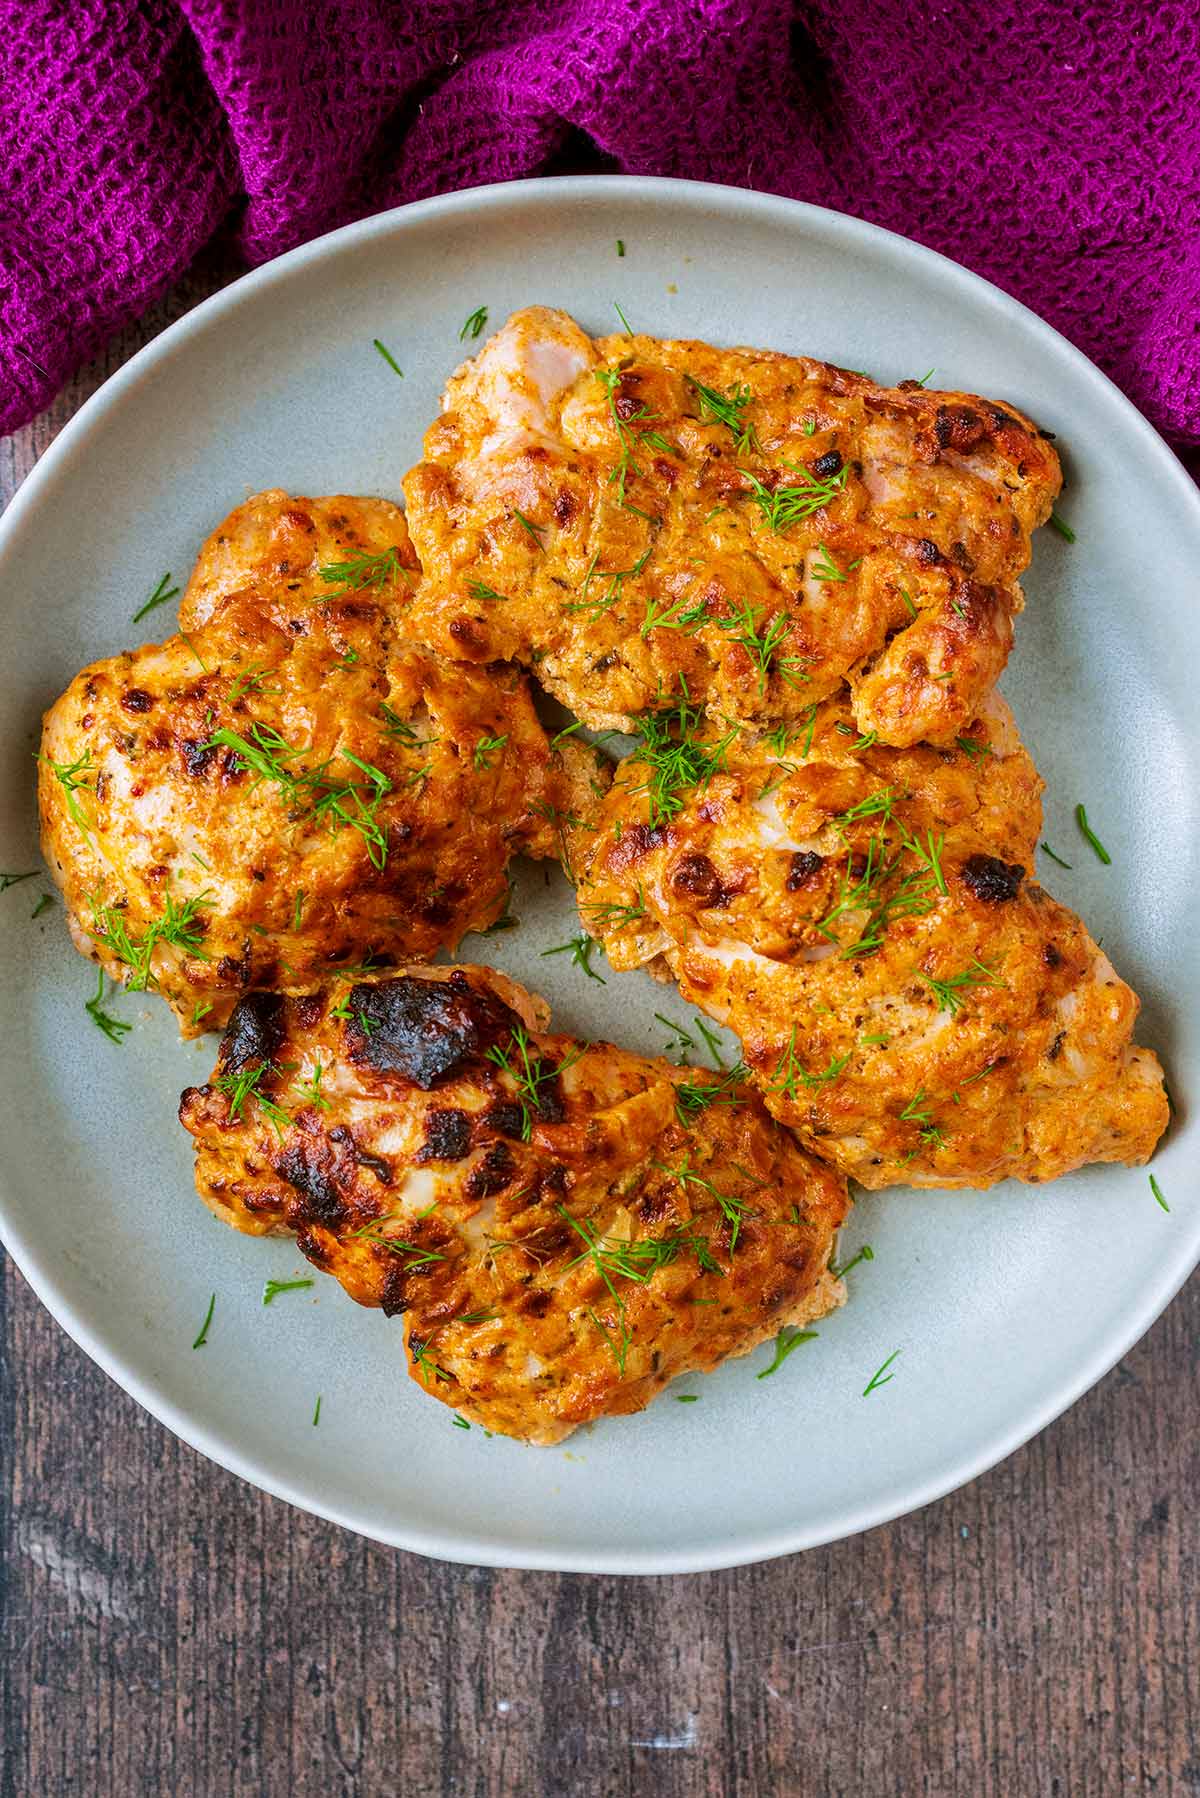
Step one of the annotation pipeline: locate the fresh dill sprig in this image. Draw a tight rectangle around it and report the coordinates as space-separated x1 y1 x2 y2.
1075 803 1111 865
713 598 808 693
579 888 648 932
1040 841 1073 870
685 376 758 452
594 365 661 513
486 1025 587 1140
613 300 634 335
626 683 739 827
640 590 709 637
810 542 854 583
293 1062 330 1111
673 1062 749 1125
132 571 180 624
350 1220 447 1270
263 1277 315 1305
373 338 403 377
829 1243 874 1280
955 735 990 762
226 662 282 705
30 893 53 919
90 890 212 990
742 462 848 533
756 1327 818 1379
192 1293 216 1350
459 306 488 342
512 508 545 548
540 934 607 983
899 1090 944 1149
921 958 1004 1015
654 1153 754 1253
1 871 37 892
317 545 402 597
765 1028 850 1104
863 1350 901 1395
43 749 95 834
568 546 653 621
84 966 131 1044
214 1059 291 1138
473 733 508 772
466 578 511 603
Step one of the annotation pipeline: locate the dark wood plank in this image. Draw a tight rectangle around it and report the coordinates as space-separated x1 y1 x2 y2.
2 265 1197 1798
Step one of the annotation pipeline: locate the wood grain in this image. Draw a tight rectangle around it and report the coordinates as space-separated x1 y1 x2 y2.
2 259 1197 1798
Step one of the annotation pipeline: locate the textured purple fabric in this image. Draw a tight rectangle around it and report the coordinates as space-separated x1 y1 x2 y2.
2 1 1197 442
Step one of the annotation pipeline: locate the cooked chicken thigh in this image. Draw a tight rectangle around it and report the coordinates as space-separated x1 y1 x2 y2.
569 691 1167 1189
404 307 1061 743
179 965 849 1443
39 493 600 1035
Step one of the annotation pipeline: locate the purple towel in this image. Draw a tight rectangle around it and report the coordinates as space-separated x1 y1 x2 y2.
2 0 1197 443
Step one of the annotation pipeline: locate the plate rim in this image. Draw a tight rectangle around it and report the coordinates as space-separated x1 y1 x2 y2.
2 172 1196 1574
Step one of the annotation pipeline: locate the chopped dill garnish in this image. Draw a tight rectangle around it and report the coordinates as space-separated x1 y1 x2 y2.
1040 841 1073 869
459 306 488 342
1075 803 1111 865
713 597 808 693
512 508 545 548
226 662 282 704
898 585 918 620
30 893 53 919
1149 1174 1169 1213
742 462 848 533
625 682 740 826
90 890 212 990
685 376 758 452
921 958 1004 1014
373 338 403 377
192 1293 216 1349
579 888 648 932
473 733 508 772
594 365 668 517
863 1349 901 1395
830 1244 874 1280
765 1028 850 1105
191 1000 214 1027
452 1416 471 1430
613 300 634 335
913 367 936 386
567 545 654 621
263 1277 315 1305
351 1221 447 1270
312 1395 322 1425
486 1024 587 1140
1049 511 1075 543
899 1090 944 1149
42 749 95 834
317 545 402 597
674 1393 700 1402
214 1059 291 1138
616 239 625 256
810 542 854 583
466 578 511 603
640 591 709 637
293 1062 330 1111
540 934 606 982
85 966 131 1044
132 571 180 624
673 1062 748 1125
654 1153 754 1253
756 1327 818 1379
1 871 37 892
955 735 990 762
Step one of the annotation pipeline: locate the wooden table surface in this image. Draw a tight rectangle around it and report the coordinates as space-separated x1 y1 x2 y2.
2 257 1197 1798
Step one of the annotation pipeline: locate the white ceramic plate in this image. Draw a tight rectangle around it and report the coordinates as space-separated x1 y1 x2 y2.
1 178 1196 1574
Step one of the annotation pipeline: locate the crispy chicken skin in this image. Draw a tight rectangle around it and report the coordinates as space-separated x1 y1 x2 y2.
179 965 849 1444
569 693 1167 1189
404 307 1061 743
39 493 601 1036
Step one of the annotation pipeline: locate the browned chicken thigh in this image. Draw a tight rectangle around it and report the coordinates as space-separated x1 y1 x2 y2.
39 493 600 1035
404 307 1061 743
179 965 849 1443
569 690 1167 1189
